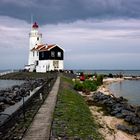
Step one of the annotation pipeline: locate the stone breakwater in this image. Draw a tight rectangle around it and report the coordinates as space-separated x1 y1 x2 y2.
0 79 45 112
88 91 140 134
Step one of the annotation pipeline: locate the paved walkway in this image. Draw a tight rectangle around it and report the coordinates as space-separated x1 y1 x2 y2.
23 76 60 140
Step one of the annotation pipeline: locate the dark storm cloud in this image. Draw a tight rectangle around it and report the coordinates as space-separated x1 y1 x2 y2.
0 0 140 24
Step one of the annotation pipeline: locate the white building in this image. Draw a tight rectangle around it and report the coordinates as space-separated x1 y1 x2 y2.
25 22 64 72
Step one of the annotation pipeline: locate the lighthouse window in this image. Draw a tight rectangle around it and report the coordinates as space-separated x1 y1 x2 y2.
57 52 61 57
51 51 55 57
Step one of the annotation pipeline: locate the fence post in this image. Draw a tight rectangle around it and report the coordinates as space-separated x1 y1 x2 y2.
22 96 26 122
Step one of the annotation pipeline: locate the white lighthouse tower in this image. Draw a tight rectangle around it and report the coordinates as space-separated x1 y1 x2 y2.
28 22 42 71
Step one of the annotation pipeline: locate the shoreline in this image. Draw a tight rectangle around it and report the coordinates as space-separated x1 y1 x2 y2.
97 78 124 96
79 78 140 140
95 78 140 140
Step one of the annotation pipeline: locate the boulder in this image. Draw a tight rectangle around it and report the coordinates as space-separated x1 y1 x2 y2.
0 102 5 112
12 85 20 90
124 115 132 122
116 124 127 131
4 97 13 105
110 110 120 115
131 117 140 124
0 92 4 96
15 96 22 102
121 109 136 117
135 106 140 118
115 113 124 118
0 97 5 102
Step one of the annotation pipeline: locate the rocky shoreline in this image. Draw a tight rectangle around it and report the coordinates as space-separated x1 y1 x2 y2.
0 79 45 112
79 78 140 139
89 91 140 134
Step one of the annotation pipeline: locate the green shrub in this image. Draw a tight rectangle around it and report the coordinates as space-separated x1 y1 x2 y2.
74 80 98 92
74 82 84 91
96 75 104 86
83 80 97 91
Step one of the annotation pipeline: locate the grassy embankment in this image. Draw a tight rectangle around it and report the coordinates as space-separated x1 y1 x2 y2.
52 76 103 139
0 71 56 80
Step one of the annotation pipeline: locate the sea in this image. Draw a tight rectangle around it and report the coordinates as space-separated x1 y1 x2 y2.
0 70 24 90
74 70 140 106
74 70 140 76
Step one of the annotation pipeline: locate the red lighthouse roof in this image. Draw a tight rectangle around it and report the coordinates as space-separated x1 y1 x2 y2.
32 22 39 28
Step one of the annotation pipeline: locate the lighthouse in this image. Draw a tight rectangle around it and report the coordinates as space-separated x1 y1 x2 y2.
26 22 64 72
28 22 42 68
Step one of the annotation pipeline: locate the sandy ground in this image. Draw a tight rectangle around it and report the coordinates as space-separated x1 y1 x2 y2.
80 78 140 140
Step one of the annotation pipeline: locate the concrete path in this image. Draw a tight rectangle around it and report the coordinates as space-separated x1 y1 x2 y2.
23 76 60 140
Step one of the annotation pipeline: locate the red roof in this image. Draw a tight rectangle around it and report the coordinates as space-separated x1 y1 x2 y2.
47 44 55 50
31 44 56 51
32 22 39 28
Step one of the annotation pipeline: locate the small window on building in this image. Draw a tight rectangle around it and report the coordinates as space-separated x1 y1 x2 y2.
37 51 39 56
37 37 39 41
51 51 55 57
57 52 61 57
33 51 34 57
41 52 44 58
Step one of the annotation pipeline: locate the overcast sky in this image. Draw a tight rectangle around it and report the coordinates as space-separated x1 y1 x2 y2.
0 0 140 70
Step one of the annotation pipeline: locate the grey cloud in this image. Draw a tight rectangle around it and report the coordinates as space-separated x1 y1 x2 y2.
0 0 140 24
0 16 140 69
1 0 36 7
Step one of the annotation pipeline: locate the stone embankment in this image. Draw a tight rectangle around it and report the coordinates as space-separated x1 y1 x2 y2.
0 79 45 112
88 91 140 134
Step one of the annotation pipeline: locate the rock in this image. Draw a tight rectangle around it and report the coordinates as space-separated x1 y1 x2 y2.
121 109 136 117
127 126 140 134
0 102 5 112
110 110 120 115
3 97 15 105
0 92 4 96
4 97 12 104
124 104 135 112
9 100 15 105
115 113 124 118
112 103 123 109
12 85 20 90
124 115 132 122
131 117 140 124
116 96 127 103
15 96 22 102
0 97 5 102
135 106 140 117
116 124 127 131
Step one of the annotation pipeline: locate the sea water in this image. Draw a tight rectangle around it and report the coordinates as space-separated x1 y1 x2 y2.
0 70 24 89
74 70 140 76
0 80 24 90
108 80 140 106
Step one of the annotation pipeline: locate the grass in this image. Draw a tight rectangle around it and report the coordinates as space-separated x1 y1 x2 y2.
52 76 103 139
0 71 57 80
